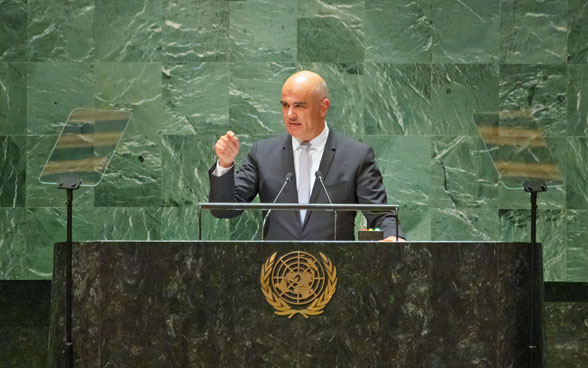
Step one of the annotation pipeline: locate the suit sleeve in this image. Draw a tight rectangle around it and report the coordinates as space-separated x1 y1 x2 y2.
356 146 405 239
208 143 260 218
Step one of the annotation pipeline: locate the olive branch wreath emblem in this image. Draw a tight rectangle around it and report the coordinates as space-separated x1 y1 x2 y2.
260 251 337 319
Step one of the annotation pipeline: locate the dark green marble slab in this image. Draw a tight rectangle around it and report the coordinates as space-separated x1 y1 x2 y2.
500 0 568 64
94 62 163 136
297 0 364 62
0 62 26 135
94 0 163 61
568 64 588 137
567 0 588 64
545 302 588 367
0 0 27 61
365 0 432 63
565 210 588 281
566 138 588 209
0 208 26 279
26 62 94 135
0 135 26 207
229 0 296 62
431 64 499 136
162 62 229 135
93 135 162 207
432 0 499 63
49 241 543 367
363 63 432 136
26 0 94 62
162 0 229 62
499 64 567 137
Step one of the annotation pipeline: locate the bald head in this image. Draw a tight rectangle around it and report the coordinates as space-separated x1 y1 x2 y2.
280 70 331 141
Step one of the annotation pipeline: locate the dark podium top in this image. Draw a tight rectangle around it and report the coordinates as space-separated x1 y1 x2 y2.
49 241 543 367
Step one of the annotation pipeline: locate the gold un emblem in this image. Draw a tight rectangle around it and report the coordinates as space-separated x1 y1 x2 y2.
260 251 337 318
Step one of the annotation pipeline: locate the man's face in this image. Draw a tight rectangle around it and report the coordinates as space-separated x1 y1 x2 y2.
280 78 329 141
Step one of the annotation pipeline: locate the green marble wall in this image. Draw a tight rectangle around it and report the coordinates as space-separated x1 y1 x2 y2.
1 0 587 281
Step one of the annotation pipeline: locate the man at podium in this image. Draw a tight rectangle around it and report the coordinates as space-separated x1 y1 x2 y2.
208 70 404 241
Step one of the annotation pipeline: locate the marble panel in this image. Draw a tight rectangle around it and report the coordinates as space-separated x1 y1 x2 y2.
162 62 229 135
94 62 163 136
229 62 296 135
297 62 364 136
431 136 499 209
26 0 94 62
0 62 27 135
0 136 26 207
432 0 499 63
162 0 229 62
92 207 161 241
364 0 432 63
94 135 161 207
567 0 588 64
0 0 27 61
566 138 588 209
566 210 588 281
363 63 432 136
297 0 364 62
499 64 567 137
26 62 94 135
567 63 588 137
25 135 95 208
396 204 431 241
0 208 26 279
229 0 296 62
24 208 65 279
431 206 498 241
161 206 205 241
431 64 499 136
498 209 566 281
545 302 588 367
500 0 568 64
94 0 163 61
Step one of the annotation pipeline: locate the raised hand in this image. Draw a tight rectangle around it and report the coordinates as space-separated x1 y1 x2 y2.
215 131 240 168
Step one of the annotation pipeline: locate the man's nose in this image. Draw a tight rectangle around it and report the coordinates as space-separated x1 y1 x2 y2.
287 107 295 119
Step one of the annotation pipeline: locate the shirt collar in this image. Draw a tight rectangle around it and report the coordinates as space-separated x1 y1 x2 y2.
292 123 329 151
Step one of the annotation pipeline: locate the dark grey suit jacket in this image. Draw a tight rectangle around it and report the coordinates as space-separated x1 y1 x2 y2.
208 130 404 240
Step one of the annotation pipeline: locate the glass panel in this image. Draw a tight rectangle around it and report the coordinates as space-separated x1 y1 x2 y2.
474 112 563 190
39 108 132 187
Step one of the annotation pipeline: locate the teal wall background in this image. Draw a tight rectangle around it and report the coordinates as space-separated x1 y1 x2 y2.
1 0 587 281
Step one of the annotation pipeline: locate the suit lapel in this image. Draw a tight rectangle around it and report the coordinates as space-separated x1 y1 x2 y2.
282 135 304 232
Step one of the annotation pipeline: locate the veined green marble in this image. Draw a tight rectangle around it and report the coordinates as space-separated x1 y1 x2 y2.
26 0 94 62
566 138 588 209
162 0 229 62
365 0 432 63
94 135 161 207
92 207 161 240
432 0 499 63
162 62 229 135
545 302 588 367
568 64 588 137
229 0 296 62
566 210 588 281
568 0 588 64
0 136 25 207
26 62 94 135
297 0 364 62
95 62 163 136
0 208 26 279
0 0 27 61
500 0 568 64
94 0 163 61
0 62 27 135
363 63 432 135
431 206 498 241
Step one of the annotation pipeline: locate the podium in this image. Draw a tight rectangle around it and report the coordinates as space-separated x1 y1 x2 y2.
49 241 543 367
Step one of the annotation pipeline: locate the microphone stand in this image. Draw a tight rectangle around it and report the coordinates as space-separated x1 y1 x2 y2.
315 171 337 240
261 173 293 240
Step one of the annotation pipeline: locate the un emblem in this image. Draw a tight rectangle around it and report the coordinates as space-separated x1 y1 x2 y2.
260 251 337 318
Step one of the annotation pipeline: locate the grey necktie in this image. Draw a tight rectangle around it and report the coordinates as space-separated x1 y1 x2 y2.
298 142 311 224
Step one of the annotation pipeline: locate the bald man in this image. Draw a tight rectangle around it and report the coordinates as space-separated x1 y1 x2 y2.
209 70 404 241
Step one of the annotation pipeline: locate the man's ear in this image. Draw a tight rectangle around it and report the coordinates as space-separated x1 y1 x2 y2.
320 98 330 117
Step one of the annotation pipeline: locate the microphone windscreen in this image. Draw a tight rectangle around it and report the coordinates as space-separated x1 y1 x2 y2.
315 170 322 178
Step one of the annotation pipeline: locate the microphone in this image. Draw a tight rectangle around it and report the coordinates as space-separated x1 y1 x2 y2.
261 172 293 240
315 170 337 240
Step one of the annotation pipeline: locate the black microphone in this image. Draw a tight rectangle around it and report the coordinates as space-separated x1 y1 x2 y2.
261 172 293 240
315 170 337 240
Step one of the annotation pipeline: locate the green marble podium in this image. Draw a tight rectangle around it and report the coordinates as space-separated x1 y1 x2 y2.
49 241 543 367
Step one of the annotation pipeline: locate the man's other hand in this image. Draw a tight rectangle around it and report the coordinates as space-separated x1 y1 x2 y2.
381 236 407 242
215 131 240 168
